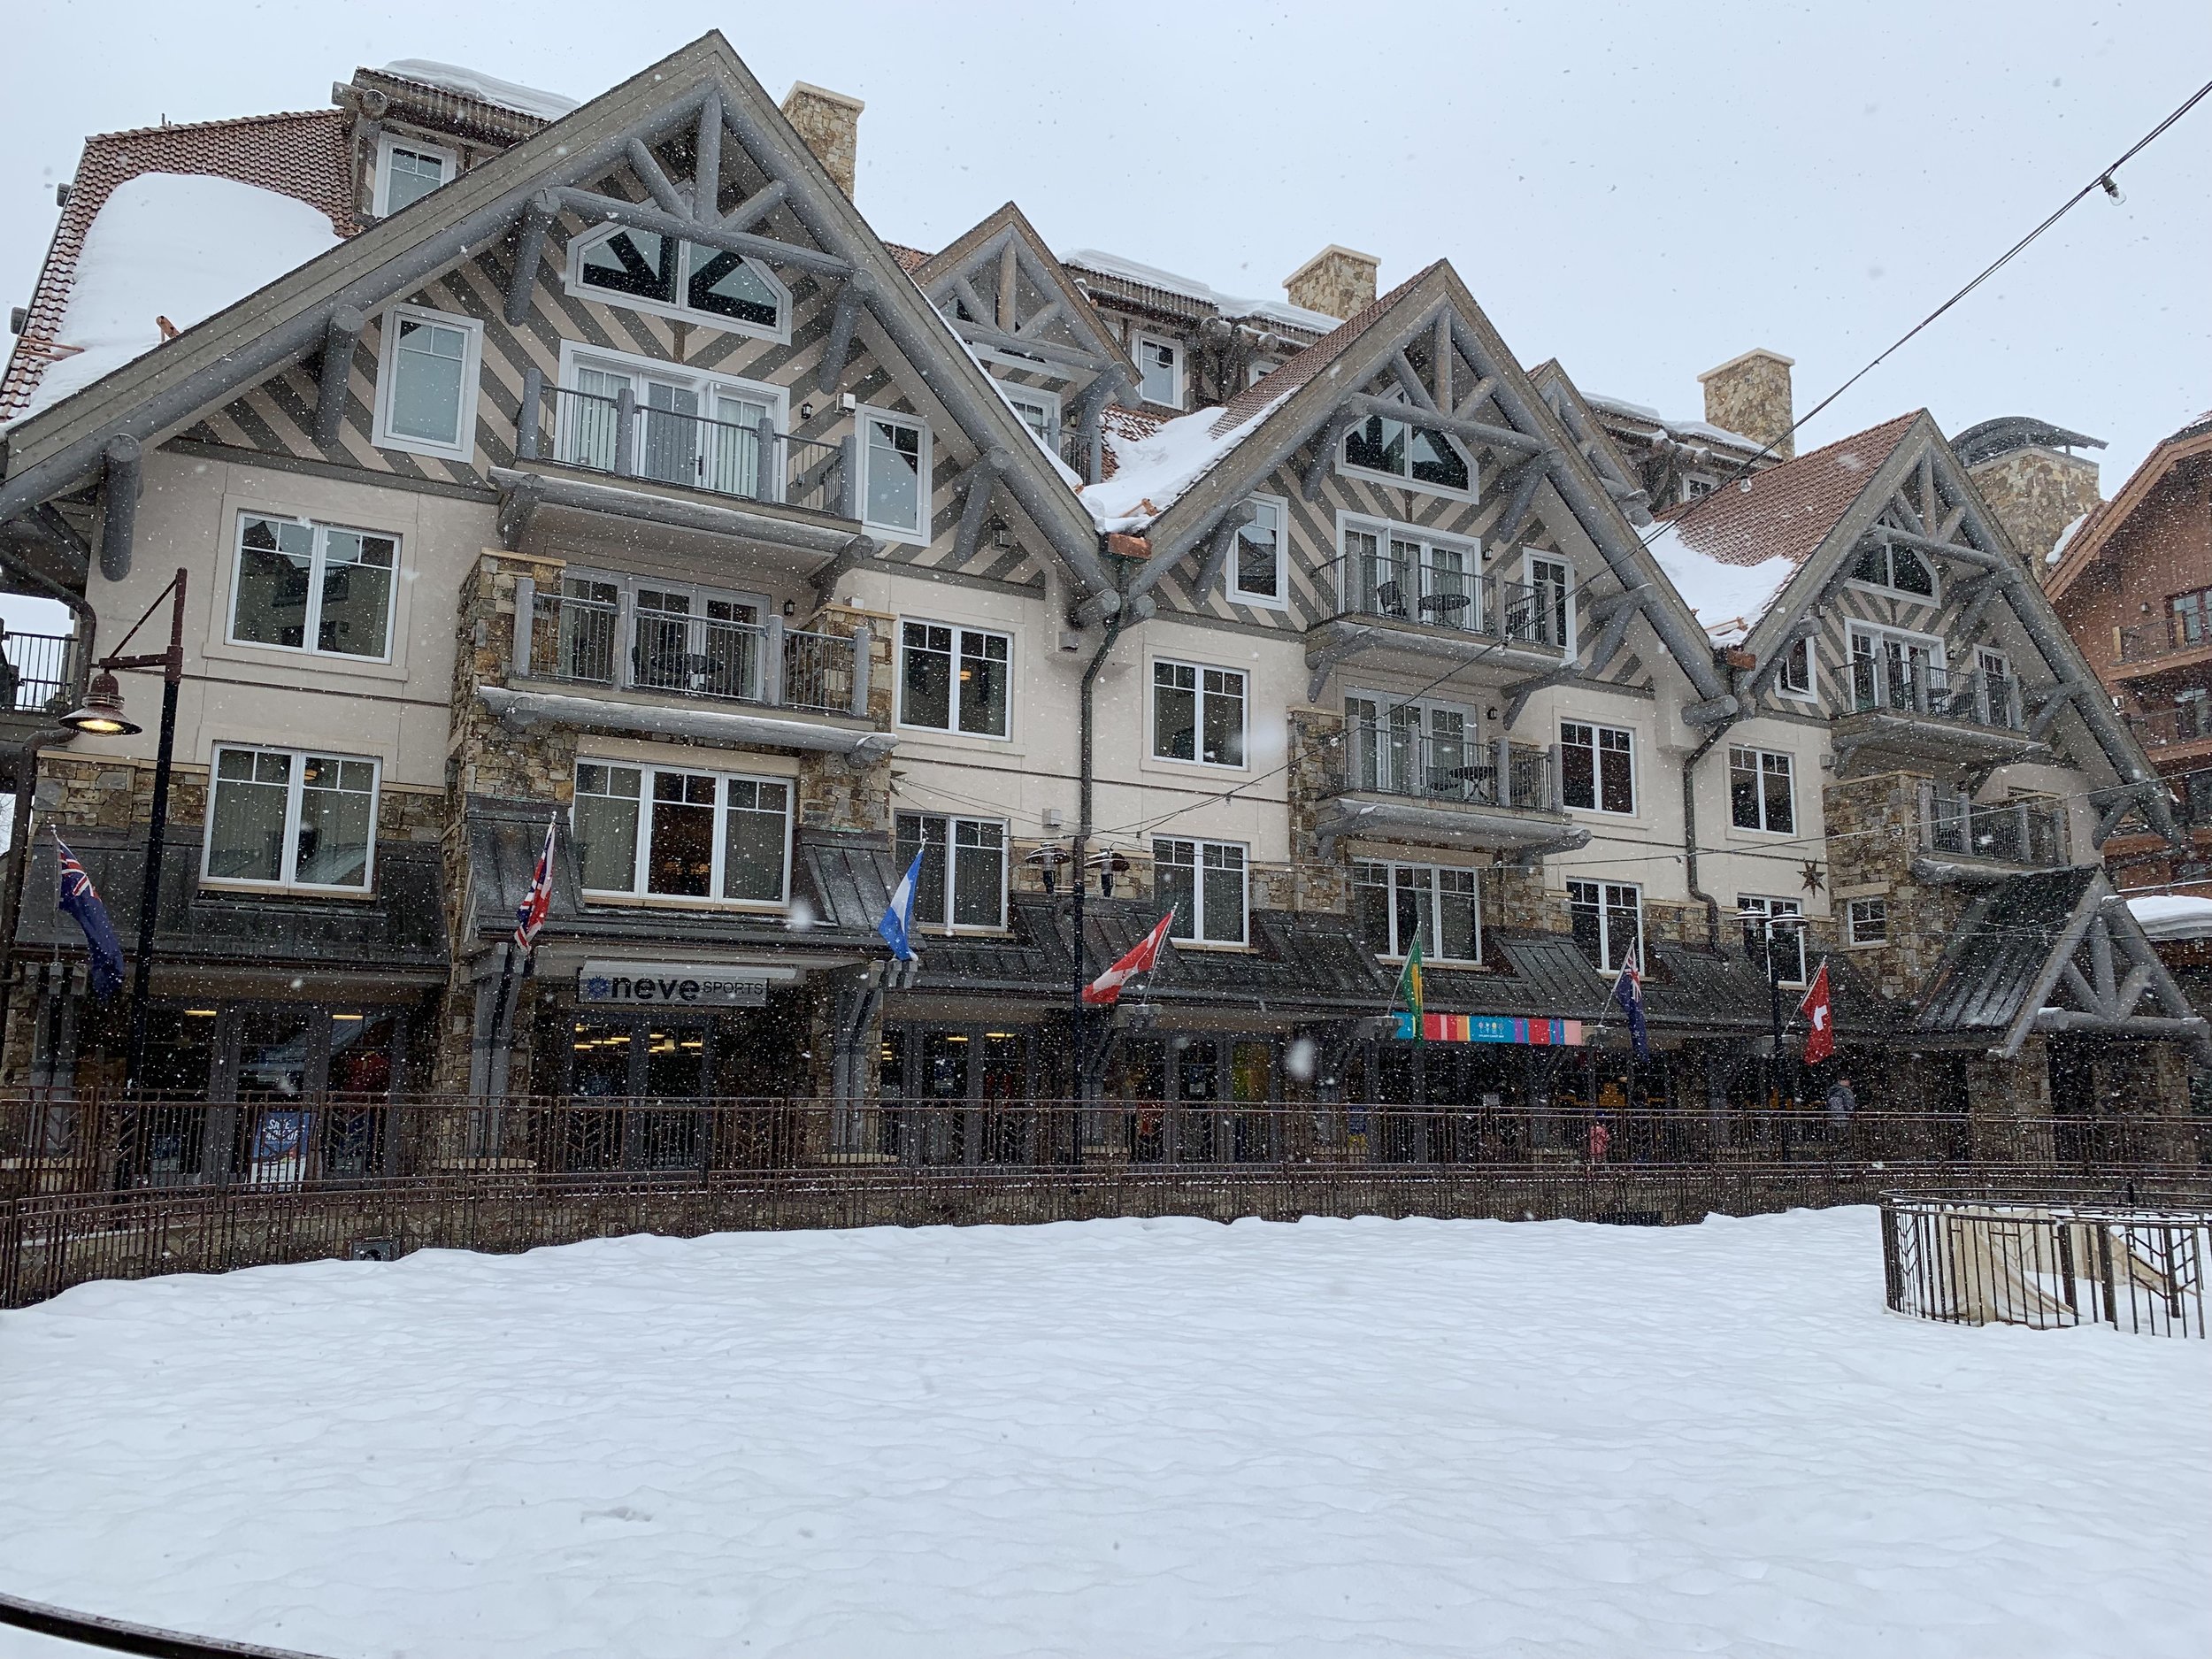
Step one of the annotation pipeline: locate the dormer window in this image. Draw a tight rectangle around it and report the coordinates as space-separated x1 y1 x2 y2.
374 136 454 217
1134 334 1183 408
1341 412 1471 494
1849 540 1937 599
569 225 788 338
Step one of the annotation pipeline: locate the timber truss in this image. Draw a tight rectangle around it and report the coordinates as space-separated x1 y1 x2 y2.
0 37 1115 605
2001 875 2210 1062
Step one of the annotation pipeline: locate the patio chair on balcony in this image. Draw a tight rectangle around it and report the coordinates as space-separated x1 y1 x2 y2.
1372 580 1409 619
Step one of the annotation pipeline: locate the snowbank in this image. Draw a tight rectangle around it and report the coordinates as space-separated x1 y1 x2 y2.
2 1209 2205 1659
16 174 342 423
379 60 579 122
2127 893 2212 940
1641 518 1799 646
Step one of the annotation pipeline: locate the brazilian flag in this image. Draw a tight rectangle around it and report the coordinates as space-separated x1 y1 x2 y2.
1395 936 1425 1043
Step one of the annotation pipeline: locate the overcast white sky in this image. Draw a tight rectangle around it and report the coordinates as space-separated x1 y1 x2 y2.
4 0 2208 493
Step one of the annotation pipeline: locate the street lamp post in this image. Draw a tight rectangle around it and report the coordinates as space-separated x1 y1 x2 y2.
59 570 187 1093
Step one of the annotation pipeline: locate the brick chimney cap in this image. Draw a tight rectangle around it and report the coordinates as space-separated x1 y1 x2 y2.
1697 347 1795 382
784 81 864 113
1283 243 1380 287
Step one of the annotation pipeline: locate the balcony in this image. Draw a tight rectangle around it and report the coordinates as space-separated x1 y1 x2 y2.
2112 617 2212 684
0 630 79 725
1832 657 2049 772
523 383 848 516
1311 726 1587 858
490 584 891 764
1915 785 2072 877
1305 553 1571 697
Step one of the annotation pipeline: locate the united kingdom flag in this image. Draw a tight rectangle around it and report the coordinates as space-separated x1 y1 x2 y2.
514 818 557 951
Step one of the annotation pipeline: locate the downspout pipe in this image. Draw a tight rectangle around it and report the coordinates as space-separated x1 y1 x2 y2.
1683 718 1733 949
1071 603 1127 1109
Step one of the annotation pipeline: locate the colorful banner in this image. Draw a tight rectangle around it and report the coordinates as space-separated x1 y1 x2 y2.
1391 1013 1585 1047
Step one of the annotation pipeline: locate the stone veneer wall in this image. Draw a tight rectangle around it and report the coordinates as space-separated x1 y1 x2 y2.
1283 247 1379 322
1697 349 1795 460
1969 448 2101 572
1820 770 1965 1000
779 83 864 199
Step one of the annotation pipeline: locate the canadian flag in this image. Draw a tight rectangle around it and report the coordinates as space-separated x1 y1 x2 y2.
1798 959 1836 1064
1082 910 1176 1007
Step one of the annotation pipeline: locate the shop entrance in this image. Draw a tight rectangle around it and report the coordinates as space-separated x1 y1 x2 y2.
563 1017 712 1170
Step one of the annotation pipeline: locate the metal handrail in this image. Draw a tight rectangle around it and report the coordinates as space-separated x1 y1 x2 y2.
1920 786 2070 867
528 588 856 716
1331 725 1559 811
1847 657 2024 731
0 630 79 715
528 383 848 516
1315 554 1570 650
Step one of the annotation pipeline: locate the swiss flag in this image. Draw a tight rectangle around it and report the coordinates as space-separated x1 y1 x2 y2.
1798 959 1836 1064
1082 910 1175 1006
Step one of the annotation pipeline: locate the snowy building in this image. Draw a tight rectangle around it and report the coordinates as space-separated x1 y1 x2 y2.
0 33 2199 1168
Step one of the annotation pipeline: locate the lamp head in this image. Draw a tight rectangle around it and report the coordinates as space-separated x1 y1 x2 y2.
60 669 141 736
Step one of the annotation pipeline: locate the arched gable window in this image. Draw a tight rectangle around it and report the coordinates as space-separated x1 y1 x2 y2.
569 225 789 338
1340 411 1471 494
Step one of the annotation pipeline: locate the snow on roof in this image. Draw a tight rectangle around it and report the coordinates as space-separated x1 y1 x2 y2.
1060 248 1340 335
1077 392 1294 534
379 60 579 123
11 173 343 425
1584 389 1761 453
1640 518 1798 648
2126 894 2212 941
2046 509 2093 565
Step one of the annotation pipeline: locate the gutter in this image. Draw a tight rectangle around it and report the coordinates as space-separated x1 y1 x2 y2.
1683 718 1732 949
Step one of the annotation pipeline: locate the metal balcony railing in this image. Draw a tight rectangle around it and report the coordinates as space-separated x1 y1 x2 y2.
2118 611 2212 664
1920 786 2070 867
1847 657 2024 732
1331 726 1561 813
0 631 78 715
1316 554 1571 651
2127 701 2212 750
523 587 861 718
518 382 849 518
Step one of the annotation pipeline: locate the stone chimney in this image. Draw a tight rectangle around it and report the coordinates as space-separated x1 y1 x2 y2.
1284 245 1380 321
780 81 864 198
1967 447 2103 577
1696 348 1796 459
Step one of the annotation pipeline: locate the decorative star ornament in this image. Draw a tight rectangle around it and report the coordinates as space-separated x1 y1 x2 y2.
1800 861 1825 895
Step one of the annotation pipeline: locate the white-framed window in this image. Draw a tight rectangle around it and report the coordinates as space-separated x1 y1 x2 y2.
1847 539 1939 603
1728 746 1796 834
1777 634 1816 700
1739 895 1807 984
1337 517 1481 632
565 223 790 340
899 621 1010 739
1847 896 1888 946
1248 357 1281 387
1562 721 1635 815
1340 409 1472 495
1133 333 1183 408
373 303 481 462
1156 837 1247 945
895 812 1007 931
1355 862 1480 963
1680 472 1719 503
1342 692 1474 797
204 745 379 892
373 135 456 217
554 342 787 500
1568 879 1642 972
1153 660 1247 767
1524 553 1574 652
999 384 1059 450
859 408 931 541
572 761 791 905
1848 623 1945 712
229 514 398 662
1232 495 1288 607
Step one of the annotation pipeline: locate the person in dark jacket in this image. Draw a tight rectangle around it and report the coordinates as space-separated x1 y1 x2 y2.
1824 1074 1857 1144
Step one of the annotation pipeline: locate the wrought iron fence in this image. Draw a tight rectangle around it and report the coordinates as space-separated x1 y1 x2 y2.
1920 787 2070 867
526 586 858 717
0 629 76 715
1847 657 2024 731
1883 1194 2210 1337
3 1094 2204 1308
1317 554 1570 650
523 382 848 516
1330 726 1560 813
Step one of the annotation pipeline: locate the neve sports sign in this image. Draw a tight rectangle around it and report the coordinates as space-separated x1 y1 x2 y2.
577 960 792 1007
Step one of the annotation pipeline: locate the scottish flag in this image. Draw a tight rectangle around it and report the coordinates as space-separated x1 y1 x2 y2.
56 836 125 1000
877 849 925 962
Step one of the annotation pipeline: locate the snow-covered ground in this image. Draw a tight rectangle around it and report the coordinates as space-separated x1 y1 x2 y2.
2 1209 2205 1659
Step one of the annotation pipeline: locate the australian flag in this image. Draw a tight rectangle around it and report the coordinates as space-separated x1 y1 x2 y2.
56 836 125 1000
1610 959 1650 1061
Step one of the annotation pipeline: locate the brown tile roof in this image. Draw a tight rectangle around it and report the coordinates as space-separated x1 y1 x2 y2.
1656 411 1921 570
884 242 931 273
1 110 355 423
